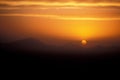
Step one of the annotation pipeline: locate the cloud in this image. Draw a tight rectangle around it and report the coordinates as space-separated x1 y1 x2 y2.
0 0 120 19
0 3 10 8
0 0 120 3
0 13 120 20
0 1 120 7
75 0 120 3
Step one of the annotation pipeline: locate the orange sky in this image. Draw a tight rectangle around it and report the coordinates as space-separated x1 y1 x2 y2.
0 15 120 42
0 1 120 42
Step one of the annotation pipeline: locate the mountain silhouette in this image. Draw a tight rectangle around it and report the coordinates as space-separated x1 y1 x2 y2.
1 38 50 51
0 37 120 55
1 38 120 69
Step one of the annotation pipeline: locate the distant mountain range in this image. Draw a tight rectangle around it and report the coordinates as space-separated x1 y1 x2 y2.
0 38 120 55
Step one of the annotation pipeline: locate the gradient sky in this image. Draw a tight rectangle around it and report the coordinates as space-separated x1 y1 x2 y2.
0 0 120 43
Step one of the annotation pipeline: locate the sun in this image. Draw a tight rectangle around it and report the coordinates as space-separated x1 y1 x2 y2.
81 40 87 45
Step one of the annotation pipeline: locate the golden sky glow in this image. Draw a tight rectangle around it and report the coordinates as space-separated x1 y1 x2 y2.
0 14 119 41
1 1 120 7
0 0 120 42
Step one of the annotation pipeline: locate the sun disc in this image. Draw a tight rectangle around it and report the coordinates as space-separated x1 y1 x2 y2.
81 40 87 45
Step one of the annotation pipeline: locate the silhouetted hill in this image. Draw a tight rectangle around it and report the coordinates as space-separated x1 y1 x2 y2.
0 38 51 51
0 38 83 52
0 38 120 69
1 38 120 54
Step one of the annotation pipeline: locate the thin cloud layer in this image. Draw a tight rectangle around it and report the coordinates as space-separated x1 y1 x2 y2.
0 0 120 3
0 14 120 20
0 1 120 7
0 0 120 21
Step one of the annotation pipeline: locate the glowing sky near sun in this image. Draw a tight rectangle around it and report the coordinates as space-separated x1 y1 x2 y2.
0 0 120 42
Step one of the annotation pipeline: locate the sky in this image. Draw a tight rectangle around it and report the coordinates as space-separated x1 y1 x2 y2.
0 0 120 2
0 0 120 43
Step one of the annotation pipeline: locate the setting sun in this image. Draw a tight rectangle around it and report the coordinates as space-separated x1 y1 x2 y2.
81 40 87 45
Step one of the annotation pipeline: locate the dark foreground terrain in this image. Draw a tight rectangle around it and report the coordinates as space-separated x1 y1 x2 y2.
0 38 120 69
